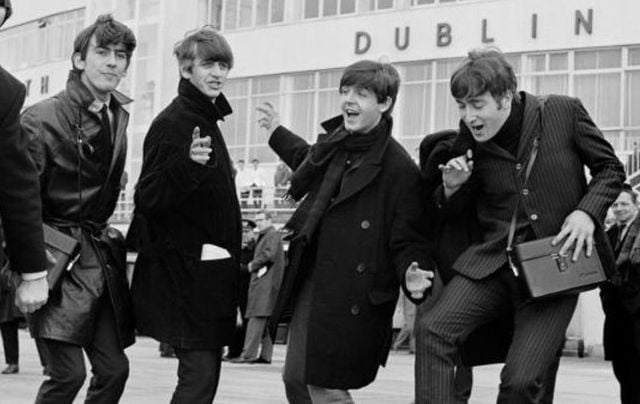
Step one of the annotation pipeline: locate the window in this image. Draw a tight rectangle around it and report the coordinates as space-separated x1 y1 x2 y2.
398 62 433 137
24 79 31 97
40 75 49 94
197 0 223 29
224 0 286 30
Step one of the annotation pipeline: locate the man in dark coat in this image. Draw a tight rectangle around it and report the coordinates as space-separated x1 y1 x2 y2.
129 28 241 404
416 48 625 403
21 15 137 404
601 185 640 403
0 0 47 317
233 210 285 364
257 60 434 403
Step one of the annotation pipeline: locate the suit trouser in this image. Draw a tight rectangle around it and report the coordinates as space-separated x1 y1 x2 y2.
35 298 129 404
416 267 577 404
0 319 19 364
283 278 354 404
241 316 273 361
608 309 640 404
171 348 222 404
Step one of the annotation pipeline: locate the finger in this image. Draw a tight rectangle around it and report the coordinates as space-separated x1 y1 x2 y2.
192 126 201 141
572 234 586 262
409 261 418 271
466 149 473 160
551 226 570 246
425 270 435 279
585 234 594 258
466 160 474 171
411 291 423 299
559 233 576 257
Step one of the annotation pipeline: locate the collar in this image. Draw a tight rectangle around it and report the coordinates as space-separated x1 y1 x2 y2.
318 114 393 166
259 225 275 235
65 70 133 111
177 78 232 120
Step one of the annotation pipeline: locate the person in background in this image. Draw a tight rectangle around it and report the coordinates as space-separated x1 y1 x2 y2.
224 218 257 361
22 14 137 403
392 293 416 354
129 27 240 404
232 210 285 364
601 184 640 404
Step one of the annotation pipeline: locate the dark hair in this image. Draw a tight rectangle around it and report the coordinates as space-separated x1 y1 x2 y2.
450 48 518 102
339 60 400 117
72 14 136 71
174 26 234 73
621 183 637 204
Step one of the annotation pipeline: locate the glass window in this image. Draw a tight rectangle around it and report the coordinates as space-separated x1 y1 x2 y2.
549 53 568 71
115 0 136 20
324 0 338 16
256 0 269 25
526 54 546 72
414 0 435 5
598 49 622 69
377 0 394 9
221 98 248 146
341 0 356 14
317 90 341 123
574 73 621 128
357 0 373 12
139 0 160 16
271 0 285 22
252 76 281 94
226 79 249 97
526 75 568 95
436 59 462 80
434 82 459 130
239 0 253 28
575 50 597 70
292 73 315 90
629 47 640 66
289 92 316 141
305 0 320 18
403 62 430 82
137 24 158 58
224 0 238 30
400 82 431 136
319 70 342 89
626 71 640 126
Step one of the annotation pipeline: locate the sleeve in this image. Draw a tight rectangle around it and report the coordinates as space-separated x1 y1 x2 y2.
0 78 46 274
390 167 436 304
249 231 281 272
571 97 626 222
133 119 210 216
268 126 312 171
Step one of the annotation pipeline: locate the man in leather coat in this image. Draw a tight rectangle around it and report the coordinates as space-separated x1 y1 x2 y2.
21 15 136 404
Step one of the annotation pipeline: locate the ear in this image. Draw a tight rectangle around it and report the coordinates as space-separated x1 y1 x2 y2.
500 92 513 109
179 63 192 80
72 52 85 71
378 96 393 114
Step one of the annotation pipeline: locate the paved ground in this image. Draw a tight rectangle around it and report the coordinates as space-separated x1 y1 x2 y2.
0 330 620 403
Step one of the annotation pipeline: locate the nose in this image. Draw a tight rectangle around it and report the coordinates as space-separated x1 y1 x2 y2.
461 105 476 122
105 50 117 66
342 89 356 103
210 63 224 77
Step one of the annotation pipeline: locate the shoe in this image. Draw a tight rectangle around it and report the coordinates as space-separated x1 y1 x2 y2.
222 355 239 362
1 364 18 374
229 357 253 364
249 358 271 364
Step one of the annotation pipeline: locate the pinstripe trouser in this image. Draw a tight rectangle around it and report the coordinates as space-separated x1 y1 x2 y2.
415 267 578 404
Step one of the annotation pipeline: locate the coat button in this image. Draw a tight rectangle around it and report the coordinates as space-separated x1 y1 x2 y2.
351 304 360 315
515 163 522 170
530 213 538 221
356 263 365 273
346 160 352 165
522 189 529 196
361 220 370 230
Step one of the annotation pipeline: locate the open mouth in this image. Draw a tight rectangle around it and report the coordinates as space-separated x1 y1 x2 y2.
344 108 359 118
470 123 484 132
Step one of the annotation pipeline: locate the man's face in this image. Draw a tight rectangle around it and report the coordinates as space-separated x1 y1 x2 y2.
612 191 637 224
255 213 270 232
74 35 129 101
456 91 512 143
340 85 390 134
182 57 229 101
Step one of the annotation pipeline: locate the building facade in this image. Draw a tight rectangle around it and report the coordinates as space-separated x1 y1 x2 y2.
2 0 639 354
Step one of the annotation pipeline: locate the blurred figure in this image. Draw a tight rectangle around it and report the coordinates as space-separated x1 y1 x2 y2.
392 294 416 354
248 158 266 208
235 159 251 205
232 211 284 364
224 218 257 361
601 185 640 404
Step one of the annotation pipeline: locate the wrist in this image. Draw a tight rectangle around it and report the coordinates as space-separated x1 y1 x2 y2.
21 271 47 281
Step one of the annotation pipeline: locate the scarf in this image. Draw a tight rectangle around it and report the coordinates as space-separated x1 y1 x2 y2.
285 116 391 242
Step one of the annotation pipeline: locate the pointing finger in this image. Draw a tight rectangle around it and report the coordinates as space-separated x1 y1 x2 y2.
192 126 201 141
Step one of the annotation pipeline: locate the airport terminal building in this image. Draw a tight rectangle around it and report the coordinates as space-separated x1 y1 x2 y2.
2 0 639 355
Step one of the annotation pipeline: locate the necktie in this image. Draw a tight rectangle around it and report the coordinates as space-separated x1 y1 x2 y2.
100 105 113 146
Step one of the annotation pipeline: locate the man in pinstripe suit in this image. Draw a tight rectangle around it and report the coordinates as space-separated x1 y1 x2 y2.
416 48 625 403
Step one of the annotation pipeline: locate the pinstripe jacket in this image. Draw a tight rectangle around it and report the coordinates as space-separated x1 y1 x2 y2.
440 92 625 280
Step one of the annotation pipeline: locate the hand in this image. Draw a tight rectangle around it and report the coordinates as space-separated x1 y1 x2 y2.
405 261 434 299
256 102 280 135
189 126 212 165
15 277 49 314
551 210 595 262
438 149 473 197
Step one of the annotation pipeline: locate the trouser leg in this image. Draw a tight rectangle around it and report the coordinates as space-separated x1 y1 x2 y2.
171 348 222 404
0 320 19 364
35 339 86 404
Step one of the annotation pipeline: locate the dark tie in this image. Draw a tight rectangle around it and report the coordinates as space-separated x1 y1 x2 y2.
100 105 113 146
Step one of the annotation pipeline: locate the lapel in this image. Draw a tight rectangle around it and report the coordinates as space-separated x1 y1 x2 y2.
105 90 132 184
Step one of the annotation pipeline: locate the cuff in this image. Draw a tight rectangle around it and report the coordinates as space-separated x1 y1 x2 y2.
21 271 47 281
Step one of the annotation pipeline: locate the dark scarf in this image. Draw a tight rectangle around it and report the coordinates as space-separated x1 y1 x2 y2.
285 116 391 242
491 97 524 156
